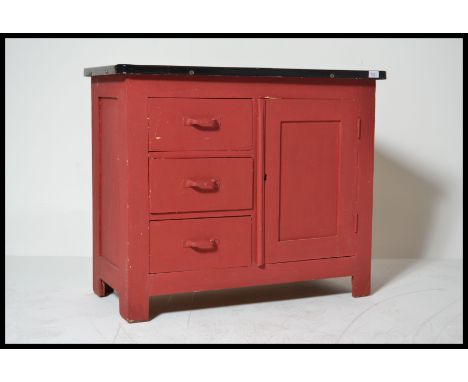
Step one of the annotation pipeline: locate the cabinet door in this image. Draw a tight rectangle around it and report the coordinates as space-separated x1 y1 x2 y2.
265 99 358 264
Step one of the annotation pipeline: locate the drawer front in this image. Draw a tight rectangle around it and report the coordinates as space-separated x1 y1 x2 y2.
148 98 253 151
150 216 252 273
149 158 253 214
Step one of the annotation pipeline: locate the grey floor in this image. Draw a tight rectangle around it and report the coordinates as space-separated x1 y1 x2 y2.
5 256 463 344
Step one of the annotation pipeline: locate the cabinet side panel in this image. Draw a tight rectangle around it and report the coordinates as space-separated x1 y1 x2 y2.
92 78 127 294
92 78 149 321
99 97 122 268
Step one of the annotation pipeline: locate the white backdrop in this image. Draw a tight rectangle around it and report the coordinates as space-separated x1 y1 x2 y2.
5 38 463 260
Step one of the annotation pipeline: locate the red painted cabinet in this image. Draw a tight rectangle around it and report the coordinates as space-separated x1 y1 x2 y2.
86 65 385 322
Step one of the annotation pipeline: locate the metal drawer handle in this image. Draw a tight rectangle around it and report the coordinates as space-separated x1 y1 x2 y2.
184 117 220 130
183 239 219 252
184 178 219 192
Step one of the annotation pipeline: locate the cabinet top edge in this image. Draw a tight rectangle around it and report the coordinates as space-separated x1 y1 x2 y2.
83 64 387 80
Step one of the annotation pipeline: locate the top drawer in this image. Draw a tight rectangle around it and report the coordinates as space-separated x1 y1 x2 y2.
148 98 253 151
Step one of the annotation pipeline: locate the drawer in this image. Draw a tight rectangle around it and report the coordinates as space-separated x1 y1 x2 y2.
149 157 253 214
150 216 252 273
148 98 253 151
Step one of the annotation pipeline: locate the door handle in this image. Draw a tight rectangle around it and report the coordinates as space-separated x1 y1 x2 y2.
184 178 219 192
184 117 220 130
183 239 219 251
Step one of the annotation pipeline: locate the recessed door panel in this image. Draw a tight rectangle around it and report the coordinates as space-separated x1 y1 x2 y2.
265 99 358 264
279 121 340 241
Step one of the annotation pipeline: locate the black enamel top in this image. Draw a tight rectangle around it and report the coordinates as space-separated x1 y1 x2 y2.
84 64 386 80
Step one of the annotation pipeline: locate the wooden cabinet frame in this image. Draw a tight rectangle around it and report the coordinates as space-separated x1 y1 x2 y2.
90 74 377 322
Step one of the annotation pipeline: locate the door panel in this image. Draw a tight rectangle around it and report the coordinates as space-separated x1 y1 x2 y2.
279 121 340 241
265 99 358 264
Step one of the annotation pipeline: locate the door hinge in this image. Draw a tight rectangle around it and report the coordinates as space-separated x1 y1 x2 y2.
357 118 362 139
354 213 359 233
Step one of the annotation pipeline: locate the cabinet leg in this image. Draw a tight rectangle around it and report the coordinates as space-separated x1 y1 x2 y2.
119 294 150 323
93 278 113 297
352 273 371 297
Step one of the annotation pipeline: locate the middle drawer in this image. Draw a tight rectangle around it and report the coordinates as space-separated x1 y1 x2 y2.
149 157 253 214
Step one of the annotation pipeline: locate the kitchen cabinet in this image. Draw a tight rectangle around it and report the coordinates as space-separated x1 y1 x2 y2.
85 64 386 322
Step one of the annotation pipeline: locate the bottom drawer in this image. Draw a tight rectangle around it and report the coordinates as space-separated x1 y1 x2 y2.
150 216 252 273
